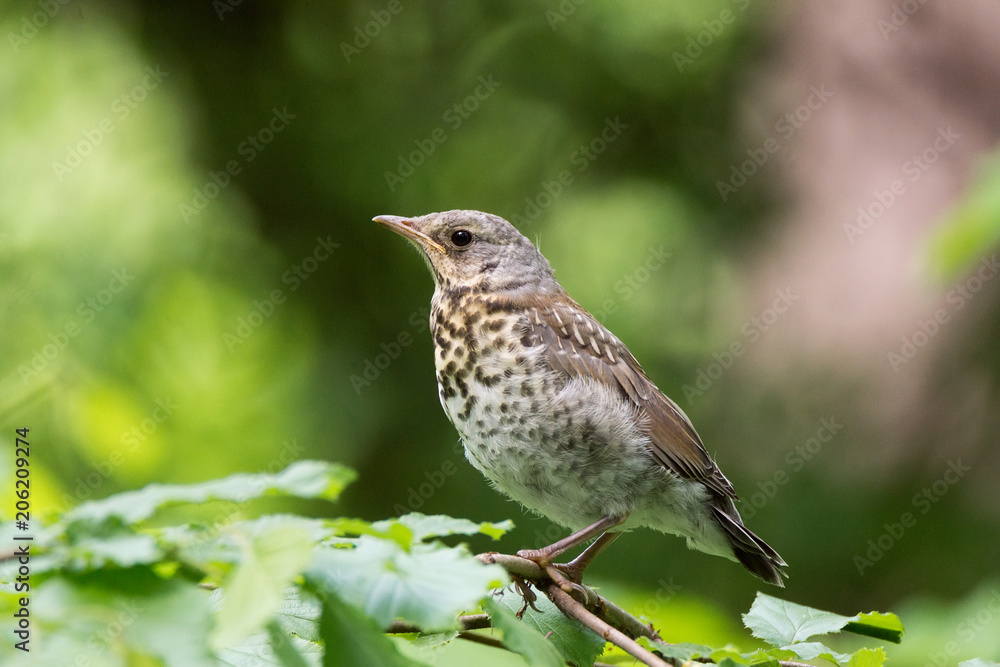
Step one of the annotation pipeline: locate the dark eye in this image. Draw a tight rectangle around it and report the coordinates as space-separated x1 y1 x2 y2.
451 230 473 247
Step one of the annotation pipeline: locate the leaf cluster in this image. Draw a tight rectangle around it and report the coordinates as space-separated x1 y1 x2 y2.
5 461 991 667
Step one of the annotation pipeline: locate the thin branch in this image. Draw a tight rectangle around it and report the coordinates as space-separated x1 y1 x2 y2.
478 552 660 642
474 551 822 667
385 613 492 634
594 590 662 642
456 613 493 631
478 551 546 578
542 580 672 667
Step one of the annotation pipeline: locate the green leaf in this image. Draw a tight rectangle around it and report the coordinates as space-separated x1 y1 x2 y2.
236 514 344 543
743 594 904 647
846 647 887 667
212 524 316 650
64 460 356 525
267 619 315 667
357 519 415 549
495 588 605 666
158 515 336 575
374 513 515 542
43 532 163 574
705 647 798 666
744 593 855 646
0 523 163 580
843 611 905 644
327 516 408 547
307 536 507 631
32 570 216 667
715 658 749 667
647 641 715 660
67 533 162 568
325 513 513 551
485 597 565 667
708 648 750 665
217 587 323 667
786 641 851 664
268 587 323 643
746 648 798 665
318 590 427 667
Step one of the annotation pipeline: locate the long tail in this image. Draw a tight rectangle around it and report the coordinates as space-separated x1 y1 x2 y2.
712 501 787 587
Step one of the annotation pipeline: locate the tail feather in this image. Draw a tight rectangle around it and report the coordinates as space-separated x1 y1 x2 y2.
712 503 787 587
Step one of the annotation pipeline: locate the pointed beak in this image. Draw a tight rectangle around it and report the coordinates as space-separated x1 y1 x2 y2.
373 215 447 254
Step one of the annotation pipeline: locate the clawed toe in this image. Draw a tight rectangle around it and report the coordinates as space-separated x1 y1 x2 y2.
516 548 548 565
546 565 593 604
508 575 540 618
552 562 585 584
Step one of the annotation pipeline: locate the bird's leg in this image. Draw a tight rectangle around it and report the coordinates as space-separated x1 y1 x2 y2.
517 515 626 596
517 514 626 565
553 531 622 584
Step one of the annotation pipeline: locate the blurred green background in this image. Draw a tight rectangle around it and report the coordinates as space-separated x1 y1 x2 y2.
2 0 999 663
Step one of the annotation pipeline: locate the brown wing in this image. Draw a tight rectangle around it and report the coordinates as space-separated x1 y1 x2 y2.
522 295 737 501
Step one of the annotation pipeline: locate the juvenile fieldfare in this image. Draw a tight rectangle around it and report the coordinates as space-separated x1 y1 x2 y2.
375 210 787 587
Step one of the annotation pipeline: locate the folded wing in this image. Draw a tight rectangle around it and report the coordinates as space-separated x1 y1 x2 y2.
521 295 738 502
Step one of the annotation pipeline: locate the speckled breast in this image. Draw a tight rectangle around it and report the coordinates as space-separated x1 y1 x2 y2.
429 292 559 467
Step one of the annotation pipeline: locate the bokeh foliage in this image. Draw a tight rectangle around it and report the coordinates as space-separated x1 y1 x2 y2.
1 0 999 664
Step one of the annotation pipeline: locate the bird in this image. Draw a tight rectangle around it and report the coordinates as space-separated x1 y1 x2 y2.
374 210 787 587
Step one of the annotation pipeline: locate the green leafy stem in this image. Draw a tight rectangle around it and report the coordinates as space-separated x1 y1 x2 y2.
0 460 916 667
388 550 904 667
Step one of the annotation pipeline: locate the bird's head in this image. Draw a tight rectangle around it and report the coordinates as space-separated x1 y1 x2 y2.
374 210 556 293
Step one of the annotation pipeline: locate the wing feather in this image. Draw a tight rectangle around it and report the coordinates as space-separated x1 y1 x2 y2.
523 296 737 501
